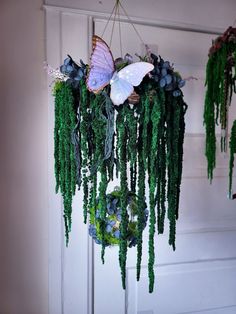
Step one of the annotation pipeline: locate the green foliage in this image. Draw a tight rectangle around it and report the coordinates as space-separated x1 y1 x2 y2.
204 39 236 182
116 106 129 289
229 120 236 198
148 91 162 292
53 77 187 292
53 81 77 246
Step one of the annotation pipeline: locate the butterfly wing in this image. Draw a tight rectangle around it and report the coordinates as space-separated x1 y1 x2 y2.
117 62 154 86
110 62 154 106
86 36 115 93
110 77 134 106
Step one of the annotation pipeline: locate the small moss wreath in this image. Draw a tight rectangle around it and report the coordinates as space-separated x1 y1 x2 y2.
89 187 148 247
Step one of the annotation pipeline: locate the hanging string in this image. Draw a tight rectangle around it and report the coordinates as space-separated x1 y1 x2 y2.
118 3 123 57
110 2 119 48
101 0 145 56
119 1 146 46
101 2 117 38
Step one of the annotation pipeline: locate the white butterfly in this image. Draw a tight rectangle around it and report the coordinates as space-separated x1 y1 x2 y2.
86 35 154 106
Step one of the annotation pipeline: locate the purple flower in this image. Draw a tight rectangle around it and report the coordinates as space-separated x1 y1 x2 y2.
89 224 96 237
95 238 102 245
165 74 172 85
173 90 181 97
113 230 120 239
109 220 116 227
162 61 170 69
107 202 115 214
106 224 112 233
161 68 167 77
160 78 166 88
178 79 185 88
117 214 122 222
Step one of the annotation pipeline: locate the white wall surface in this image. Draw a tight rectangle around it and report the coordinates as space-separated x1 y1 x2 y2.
0 1 48 314
45 0 236 30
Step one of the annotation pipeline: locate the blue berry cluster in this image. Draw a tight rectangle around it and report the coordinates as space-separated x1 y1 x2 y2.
60 55 86 87
151 53 185 97
89 191 148 247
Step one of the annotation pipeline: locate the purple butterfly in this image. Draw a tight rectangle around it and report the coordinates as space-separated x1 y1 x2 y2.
87 35 154 106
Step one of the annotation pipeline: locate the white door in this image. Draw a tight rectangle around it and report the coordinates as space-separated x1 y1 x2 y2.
93 19 236 314
45 7 236 314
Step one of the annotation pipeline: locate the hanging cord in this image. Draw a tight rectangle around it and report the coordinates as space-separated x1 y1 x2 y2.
109 2 119 47
118 3 123 57
101 0 146 56
101 2 117 38
119 1 146 47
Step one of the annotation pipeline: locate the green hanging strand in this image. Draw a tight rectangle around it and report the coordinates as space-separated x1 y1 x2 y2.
54 84 61 194
53 81 77 245
219 45 228 130
175 99 187 219
126 105 138 167
104 92 115 162
204 32 236 181
229 120 236 198
126 104 138 193
71 111 82 189
104 95 115 182
90 92 108 262
90 94 106 171
136 98 146 281
117 105 129 289
204 56 216 182
156 135 166 234
80 80 90 224
148 91 162 293
98 161 108 263
136 153 145 281
142 95 151 171
166 95 181 250
154 90 166 235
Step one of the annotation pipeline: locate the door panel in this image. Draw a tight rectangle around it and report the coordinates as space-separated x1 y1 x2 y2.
46 9 92 314
94 19 236 314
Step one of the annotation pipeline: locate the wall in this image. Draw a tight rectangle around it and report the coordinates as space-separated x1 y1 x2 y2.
44 1 236 314
45 0 236 30
0 1 48 314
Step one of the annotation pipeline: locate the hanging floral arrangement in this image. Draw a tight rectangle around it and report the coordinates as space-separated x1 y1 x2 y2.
204 27 236 199
203 26 236 197
47 33 187 293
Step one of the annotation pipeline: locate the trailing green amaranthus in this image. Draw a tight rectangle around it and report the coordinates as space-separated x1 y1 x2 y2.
229 120 236 199
53 81 78 245
204 27 236 182
51 51 187 293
